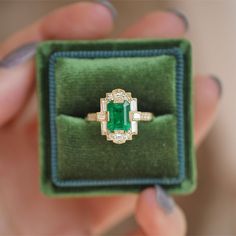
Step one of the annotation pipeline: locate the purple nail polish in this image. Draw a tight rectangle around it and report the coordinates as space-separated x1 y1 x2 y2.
155 186 175 214
0 42 38 68
167 9 189 31
210 75 223 98
96 0 117 20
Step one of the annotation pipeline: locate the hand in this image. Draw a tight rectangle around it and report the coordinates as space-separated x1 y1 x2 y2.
0 2 221 235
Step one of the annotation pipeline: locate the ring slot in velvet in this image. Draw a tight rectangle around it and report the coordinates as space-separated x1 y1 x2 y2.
55 56 178 181
36 39 196 197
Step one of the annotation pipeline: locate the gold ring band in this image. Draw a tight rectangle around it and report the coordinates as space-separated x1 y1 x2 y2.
86 111 153 122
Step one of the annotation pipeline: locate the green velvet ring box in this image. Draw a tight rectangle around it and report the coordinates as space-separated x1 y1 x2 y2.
36 39 196 197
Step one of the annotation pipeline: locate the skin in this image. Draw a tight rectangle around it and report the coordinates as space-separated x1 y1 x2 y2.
0 2 221 235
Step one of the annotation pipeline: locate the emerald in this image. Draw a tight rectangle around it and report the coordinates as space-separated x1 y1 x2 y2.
107 101 131 132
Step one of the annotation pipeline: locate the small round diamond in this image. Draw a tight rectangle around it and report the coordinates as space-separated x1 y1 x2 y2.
106 93 113 102
112 89 127 102
108 132 128 144
113 133 127 144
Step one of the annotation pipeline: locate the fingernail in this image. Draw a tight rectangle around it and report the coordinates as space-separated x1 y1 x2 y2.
96 0 117 20
210 75 223 98
167 9 189 31
155 186 175 214
0 42 38 68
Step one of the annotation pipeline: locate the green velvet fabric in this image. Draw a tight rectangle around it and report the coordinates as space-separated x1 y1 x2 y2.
36 39 196 197
57 115 178 180
56 56 176 117
55 56 178 181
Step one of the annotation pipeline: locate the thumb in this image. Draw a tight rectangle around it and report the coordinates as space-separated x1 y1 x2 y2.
135 187 187 236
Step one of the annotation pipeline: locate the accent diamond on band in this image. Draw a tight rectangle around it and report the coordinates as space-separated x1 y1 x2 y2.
86 89 154 144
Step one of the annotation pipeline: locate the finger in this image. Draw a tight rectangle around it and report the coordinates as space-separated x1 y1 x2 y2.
120 10 188 38
40 2 114 41
125 229 145 236
194 75 222 146
0 2 114 56
0 61 34 126
135 187 186 236
0 2 115 127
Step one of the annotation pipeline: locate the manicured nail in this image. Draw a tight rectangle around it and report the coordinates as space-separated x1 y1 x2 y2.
155 186 175 214
210 75 223 98
0 42 38 68
96 0 117 20
167 9 189 31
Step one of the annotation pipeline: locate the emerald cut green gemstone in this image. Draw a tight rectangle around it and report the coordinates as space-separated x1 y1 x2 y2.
107 101 131 132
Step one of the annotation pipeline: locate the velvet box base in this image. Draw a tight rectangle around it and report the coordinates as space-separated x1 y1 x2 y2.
36 39 196 197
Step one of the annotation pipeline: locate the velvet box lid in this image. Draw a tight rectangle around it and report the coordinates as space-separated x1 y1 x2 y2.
36 39 196 197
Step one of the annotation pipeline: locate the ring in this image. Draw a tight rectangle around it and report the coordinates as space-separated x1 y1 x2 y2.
86 89 154 144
